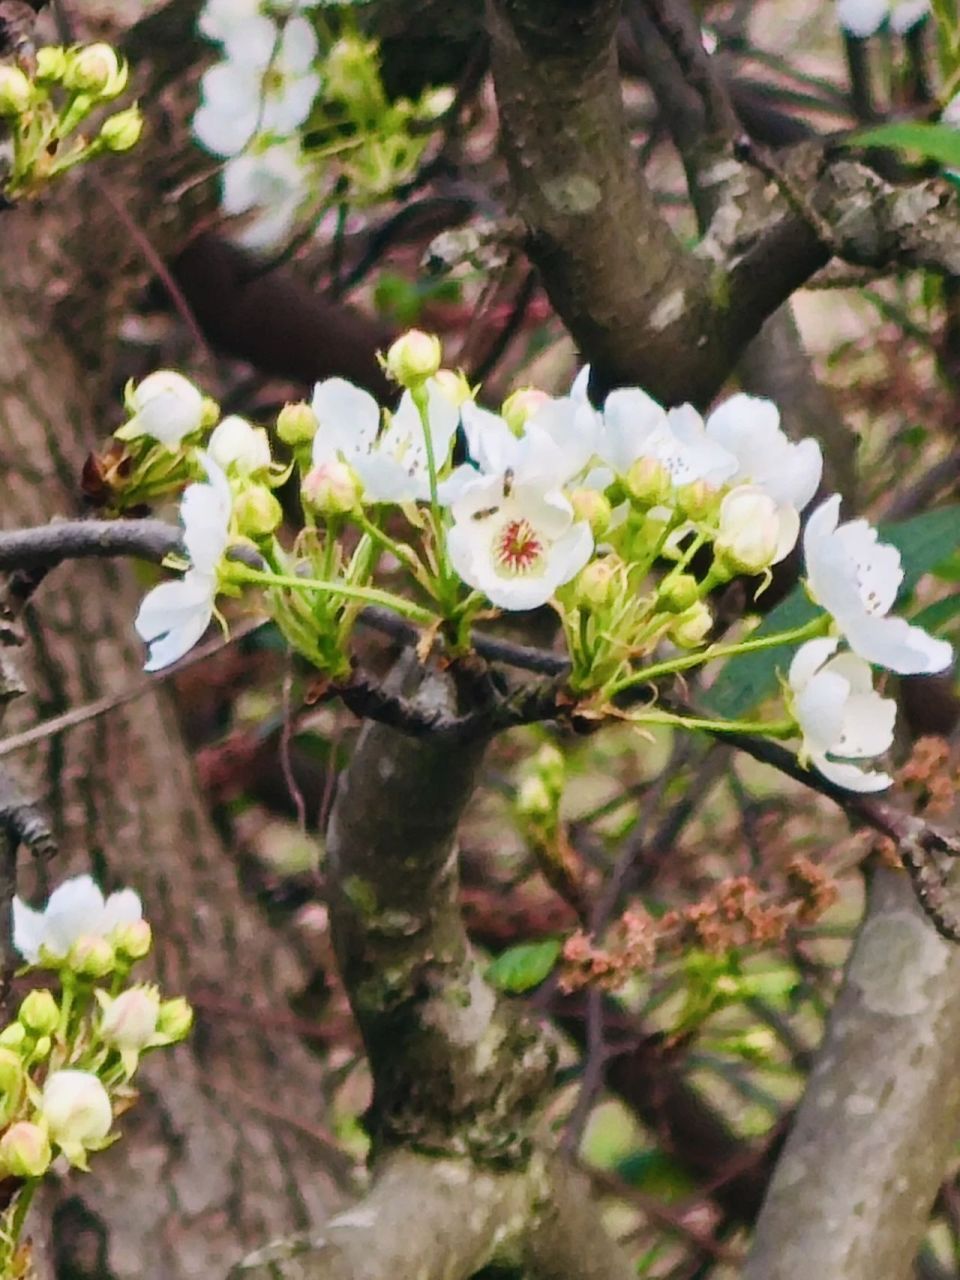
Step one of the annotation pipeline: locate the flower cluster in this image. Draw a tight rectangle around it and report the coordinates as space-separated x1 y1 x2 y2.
0 877 191 1272
194 3 452 251
0 43 142 200
109 330 953 795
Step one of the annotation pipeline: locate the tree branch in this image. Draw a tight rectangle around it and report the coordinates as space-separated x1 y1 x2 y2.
0 518 181 571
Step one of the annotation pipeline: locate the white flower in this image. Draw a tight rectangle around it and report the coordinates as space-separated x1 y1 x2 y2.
222 140 308 250
789 638 896 791
193 17 320 157
208 414 271 473
598 391 738 490
803 495 953 675
41 1071 113 1165
836 0 929 36
311 377 460 503
704 393 822 514
13 875 142 966
596 385 669 475
135 456 232 671
716 484 799 572
120 371 205 447
459 402 593 489
447 472 593 610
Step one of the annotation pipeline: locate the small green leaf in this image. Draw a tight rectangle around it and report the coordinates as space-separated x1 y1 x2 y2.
486 939 562 993
703 505 960 718
846 122 960 169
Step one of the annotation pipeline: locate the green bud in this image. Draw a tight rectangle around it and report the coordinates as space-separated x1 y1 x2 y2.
98 105 143 153
0 1024 25 1050
383 330 442 387
276 401 318 447
0 1121 52 1178
626 456 671 507
302 460 360 516
575 557 621 610
516 774 553 821
35 46 68 83
233 487 283 538
569 488 612 536
532 743 565 794
0 66 32 116
658 573 700 613
68 935 115 978
669 601 713 649
0 1048 25 1125
156 997 193 1042
112 919 152 960
676 480 715 520
32 1035 52 1060
64 44 126 98
18 990 59 1036
501 387 550 435
433 369 473 408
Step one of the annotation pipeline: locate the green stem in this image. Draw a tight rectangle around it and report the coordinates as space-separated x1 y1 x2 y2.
355 511 430 585
8 1179 38 1252
629 710 796 737
607 615 827 699
231 564 438 626
411 383 456 609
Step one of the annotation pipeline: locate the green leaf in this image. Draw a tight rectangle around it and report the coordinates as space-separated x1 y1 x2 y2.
913 594 960 632
486 939 562 993
703 505 960 718
845 122 960 169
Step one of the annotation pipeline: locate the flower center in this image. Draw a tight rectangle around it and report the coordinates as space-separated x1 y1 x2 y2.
494 518 544 577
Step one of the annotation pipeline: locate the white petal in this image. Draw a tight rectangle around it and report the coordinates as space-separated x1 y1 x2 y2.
43 876 106 957
843 613 954 675
277 17 319 73
836 0 889 35
12 898 45 963
795 669 849 752
600 387 668 473
891 0 930 32
312 379 381 460
353 451 425 503
788 636 840 690
548 521 595 587
835 689 897 757
135 575 214 641
833 519 902 615
101 889 143 932
262 73 321 134
461 403 518 475
143 607 214 672
811 752 893 792
192 102 257 158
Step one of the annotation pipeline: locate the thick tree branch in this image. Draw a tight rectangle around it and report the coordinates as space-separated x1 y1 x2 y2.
0 519 181 572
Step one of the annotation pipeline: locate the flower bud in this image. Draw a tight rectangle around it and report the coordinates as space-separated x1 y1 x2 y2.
119 371 205 447
384 330 442 387
576 557 621 610
658 573 700 613
569 488 612 536
0 1122 52 1178
302 460 360 516
35 46 68 83
32 1035 51 1060
276 401 318 446
41 1070 112 1162
0 1025 25 1050
112 918 152 960
98 105 143 152
233 487 283 538
67 935 115 978
0 1048 25 1125
156 996 193 1042
64 44 126 98
715 486 784 574
501 388 550 435
18 990 58 1036
677 480 715 521
532 743 565 795
208 415 271 475
516 774 553 820
669 601 713 649
626 456 671 507
433 369 473 408
99 985 160 1052
0 66 32 116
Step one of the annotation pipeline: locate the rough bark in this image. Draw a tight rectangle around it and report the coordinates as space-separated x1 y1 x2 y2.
744 866 960 1280
0 197 340 1276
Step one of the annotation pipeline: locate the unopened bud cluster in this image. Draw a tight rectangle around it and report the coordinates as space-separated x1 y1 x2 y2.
0 42 142 201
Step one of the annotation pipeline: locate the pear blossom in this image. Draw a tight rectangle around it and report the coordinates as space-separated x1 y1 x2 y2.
119 371 205 447
193 17 320 158
221 141 309 250
836 0 929 36
41 1070 113 1166
446 471 593 610
788 638 896 791
715 485 799 573
803 495 953 675
704 394 822 515
98 986 161 1059
597 391 739 491
135 456 232 671
208 414 272 474
311 377 460 503
459 401 593 489
13 874 143 966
